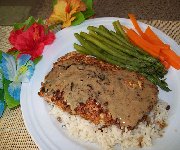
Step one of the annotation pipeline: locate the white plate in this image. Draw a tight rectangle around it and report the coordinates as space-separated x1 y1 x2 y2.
21 17 180 150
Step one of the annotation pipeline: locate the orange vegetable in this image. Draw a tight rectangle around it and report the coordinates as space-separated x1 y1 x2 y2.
145 26 163 44
127 14 180 70
128 14 144 36
128 14 150 40
128 14 168 48
145 27 170 50
160 49 180 70
126 29 160 57
161 61 170 70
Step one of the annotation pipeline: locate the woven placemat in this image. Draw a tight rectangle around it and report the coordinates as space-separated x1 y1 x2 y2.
0 20 179 150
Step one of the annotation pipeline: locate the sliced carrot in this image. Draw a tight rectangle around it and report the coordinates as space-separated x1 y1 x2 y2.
145 26 163 44
159 55 165 62
128 14 144 36
161 61 170 70
144 27 170 50
128 14 157 43
128 14 168 48
126 29 160 57
160 49 180 70
127 14 180 70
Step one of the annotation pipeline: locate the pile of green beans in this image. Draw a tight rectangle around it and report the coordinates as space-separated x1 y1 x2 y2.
73 20 170 91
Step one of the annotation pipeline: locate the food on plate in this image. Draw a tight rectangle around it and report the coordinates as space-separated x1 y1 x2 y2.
127 14 180 70
39 52 158 128
39 52 170 149
74 17 180 92
74 24 171 91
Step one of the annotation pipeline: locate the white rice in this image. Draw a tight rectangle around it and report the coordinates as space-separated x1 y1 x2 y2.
50 100 169 150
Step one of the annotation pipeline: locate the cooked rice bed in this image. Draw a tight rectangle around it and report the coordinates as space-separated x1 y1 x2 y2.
50 100 169 150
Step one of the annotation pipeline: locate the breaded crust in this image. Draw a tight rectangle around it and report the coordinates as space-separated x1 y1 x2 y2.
39 51 158 128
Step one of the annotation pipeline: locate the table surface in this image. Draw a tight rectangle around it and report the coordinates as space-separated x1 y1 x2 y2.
0 2 180 149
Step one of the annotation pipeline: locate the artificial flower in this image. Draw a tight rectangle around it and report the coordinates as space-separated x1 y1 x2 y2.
0 65 5 117
0 100 5 117
9 23 55 60
48 0 86 28
0 70 3 89
1 53 35 101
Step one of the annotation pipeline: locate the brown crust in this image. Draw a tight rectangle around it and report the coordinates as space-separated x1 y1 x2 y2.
55 51 123 72
38 51 158 128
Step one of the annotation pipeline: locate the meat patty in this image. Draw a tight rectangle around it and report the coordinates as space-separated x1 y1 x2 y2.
39 51 158 128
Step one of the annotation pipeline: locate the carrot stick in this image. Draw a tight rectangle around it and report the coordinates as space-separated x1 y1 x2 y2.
161 61 170 70
128 14 168 47
145 26 163 44
160 49 180 70
127 29 160 57
128 14 144 35
128 14 156 43
145 27 170 50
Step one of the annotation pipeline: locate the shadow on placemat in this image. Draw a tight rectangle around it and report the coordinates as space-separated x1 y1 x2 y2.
0 0 52 25
0 0 179 25
94 0 180 21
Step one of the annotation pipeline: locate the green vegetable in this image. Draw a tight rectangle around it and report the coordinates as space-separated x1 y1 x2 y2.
74 43 91 55
113 21 129 41
74 22 169 91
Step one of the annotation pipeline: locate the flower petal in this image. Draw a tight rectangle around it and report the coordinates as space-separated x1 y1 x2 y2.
16 55 35 82
8 82 21 101
78 0 86 12
0 71 3 89
9 29 23 46
48 0 76 27
51 0 68 23
9 22 55 60
43 32 56 45
1 53 16 81
70 0 85 12
32 43 45 59
0 100 5 117
17 54 31 70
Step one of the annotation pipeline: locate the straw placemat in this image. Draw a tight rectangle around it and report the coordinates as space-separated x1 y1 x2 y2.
0 20 179 150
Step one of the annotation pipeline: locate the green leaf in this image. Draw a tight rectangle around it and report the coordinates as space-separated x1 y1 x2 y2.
24 16 36 30
53 0 57 6
82 0 93 9
13 16 36 30
7 50 19 59
33 56 43 65
13 23 25 30
0 50 2 60
37 18 45 25
82 8 95 19
82 0 95 19
71 12 85 26
0 89 4 100
4 79 20 109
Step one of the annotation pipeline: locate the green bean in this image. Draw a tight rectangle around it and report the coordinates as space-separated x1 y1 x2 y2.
89 30 150 67
113 20 129 41
141 73 170 92
74 43 91 55
81 31 159 66
112 22 123 36
74 23 169 91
